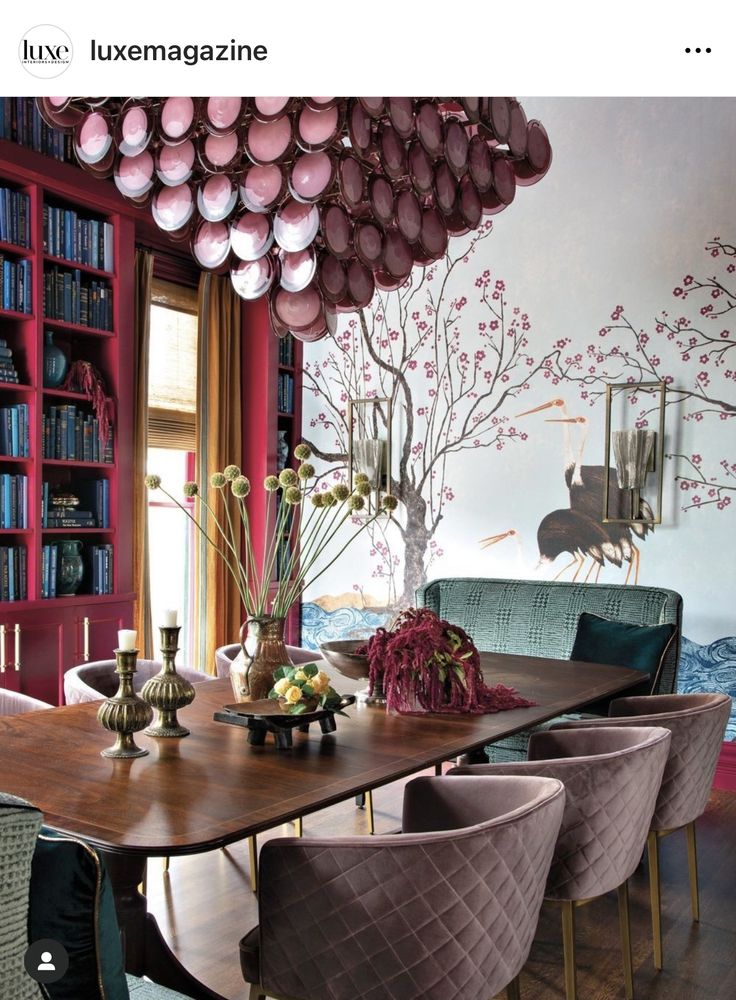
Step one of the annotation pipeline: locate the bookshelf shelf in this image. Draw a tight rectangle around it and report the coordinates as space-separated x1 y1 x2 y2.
0 384 33 394
43 458 115 469
42 528 115 535
43 254 114 280
0 240 32 258
0 308 33 321
42 317 115 338
0 135 135 705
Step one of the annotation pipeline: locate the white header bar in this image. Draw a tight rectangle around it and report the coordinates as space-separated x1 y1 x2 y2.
2 1 732 96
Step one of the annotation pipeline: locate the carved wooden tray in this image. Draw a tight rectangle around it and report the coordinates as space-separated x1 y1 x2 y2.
213 695 356 748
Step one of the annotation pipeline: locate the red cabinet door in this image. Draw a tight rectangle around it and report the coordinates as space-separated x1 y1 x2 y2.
71 602 134 666
1 614 65 706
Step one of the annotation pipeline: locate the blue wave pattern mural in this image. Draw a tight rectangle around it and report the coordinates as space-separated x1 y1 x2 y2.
303 603 735 740
678 636 736 740
301 603 392 649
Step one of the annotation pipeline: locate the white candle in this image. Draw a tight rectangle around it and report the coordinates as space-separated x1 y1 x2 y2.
118 629 137 651
161 609 178 627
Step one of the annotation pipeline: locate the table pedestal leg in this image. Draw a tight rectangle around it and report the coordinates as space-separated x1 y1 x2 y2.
100 850 226 1000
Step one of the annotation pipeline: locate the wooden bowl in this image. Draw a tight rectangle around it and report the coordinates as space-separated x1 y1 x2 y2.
319 639 371 681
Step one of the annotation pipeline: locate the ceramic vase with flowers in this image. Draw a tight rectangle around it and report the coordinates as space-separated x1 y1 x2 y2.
146 444 398 701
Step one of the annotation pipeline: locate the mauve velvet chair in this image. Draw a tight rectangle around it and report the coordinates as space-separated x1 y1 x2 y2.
552 692 732 969
451 725 672 1000
0 689 52 715
64 658 212 705
240 773 566 1000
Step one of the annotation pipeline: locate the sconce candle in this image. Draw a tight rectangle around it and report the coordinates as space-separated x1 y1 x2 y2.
117 629 137 650
161 609 178 627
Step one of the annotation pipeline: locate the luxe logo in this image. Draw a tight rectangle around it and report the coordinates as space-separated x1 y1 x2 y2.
19 24 73 78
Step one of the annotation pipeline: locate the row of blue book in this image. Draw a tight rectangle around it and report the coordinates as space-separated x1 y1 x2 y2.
0 545 27 601
43 266 113 330
0 98 74 163
0 255 32 314
43 204 114 273
41 479 110 528
41 543 114 598
277 372 294 413
0 186 31 248
42 406 114 463
0 403 29 455
0 474 28 529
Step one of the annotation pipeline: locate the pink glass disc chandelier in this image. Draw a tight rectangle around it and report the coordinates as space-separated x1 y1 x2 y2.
38 96 552 342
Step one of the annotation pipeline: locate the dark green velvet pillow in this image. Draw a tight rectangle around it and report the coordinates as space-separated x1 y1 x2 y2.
28 828 129 1000
571 612 677 709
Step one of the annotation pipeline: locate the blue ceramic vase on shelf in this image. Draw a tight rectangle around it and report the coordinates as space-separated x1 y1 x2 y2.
43 331 68 388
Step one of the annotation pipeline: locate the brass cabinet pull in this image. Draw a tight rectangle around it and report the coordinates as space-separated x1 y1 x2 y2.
13 623 20 671
0 624 5 673
83 617 90 661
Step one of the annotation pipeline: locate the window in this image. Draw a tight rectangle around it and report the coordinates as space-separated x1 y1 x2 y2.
147 279 198 666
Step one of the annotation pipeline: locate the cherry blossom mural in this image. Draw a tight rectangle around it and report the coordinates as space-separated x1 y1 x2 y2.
300 97 736 736
302 221 558 606
552 237 735 514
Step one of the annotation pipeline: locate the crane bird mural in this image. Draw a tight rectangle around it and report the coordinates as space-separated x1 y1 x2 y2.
512 398 654 583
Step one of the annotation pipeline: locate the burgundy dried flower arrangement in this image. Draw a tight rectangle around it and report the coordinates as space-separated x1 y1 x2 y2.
62 361 114 449
358 608 535 715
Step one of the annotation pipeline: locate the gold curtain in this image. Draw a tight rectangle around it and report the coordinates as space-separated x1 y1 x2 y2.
133 251 154 656
195 273 243 673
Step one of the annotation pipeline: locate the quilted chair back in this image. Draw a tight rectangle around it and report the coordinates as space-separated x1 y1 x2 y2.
0 690 51 715
452 726 671 902
214 642 318 679
0 793 43 1000
64 659 211 704
254 774 565 1000
416 577 683 694
577 693 731 830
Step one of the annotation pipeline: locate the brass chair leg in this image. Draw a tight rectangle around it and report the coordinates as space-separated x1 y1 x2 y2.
561 900 577 1000
248 835 258 894
163 855 170 873
686 821 700 923
618 880 634 1000
140 864 147 897
248 984 265 1000
294 816 303 838
647 830 663 970
365 789 375 835
506 973 521 1000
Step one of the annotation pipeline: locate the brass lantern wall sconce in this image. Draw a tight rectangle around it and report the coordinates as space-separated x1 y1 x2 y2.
347 396 392 507
603 380 666 525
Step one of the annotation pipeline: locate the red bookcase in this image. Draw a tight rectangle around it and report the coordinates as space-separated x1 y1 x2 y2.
242 298 303 644
0 140 136 704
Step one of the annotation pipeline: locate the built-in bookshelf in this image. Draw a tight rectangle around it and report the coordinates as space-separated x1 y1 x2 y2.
0 98 75 164
0 142 135 704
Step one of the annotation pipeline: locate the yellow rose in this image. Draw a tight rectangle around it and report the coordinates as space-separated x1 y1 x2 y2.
285 685 303 704
294 669 308 682
312 671 330 694
273 678 291 696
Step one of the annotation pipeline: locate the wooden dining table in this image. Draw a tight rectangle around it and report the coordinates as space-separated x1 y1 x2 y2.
0 652 644 1000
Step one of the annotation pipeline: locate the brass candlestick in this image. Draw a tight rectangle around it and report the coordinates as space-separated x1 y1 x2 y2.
141 626 195 738
97 648 153 758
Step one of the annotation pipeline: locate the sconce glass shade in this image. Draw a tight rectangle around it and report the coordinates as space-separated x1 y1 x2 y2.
603 380 666 525
612 429 655 490
347 397 393 506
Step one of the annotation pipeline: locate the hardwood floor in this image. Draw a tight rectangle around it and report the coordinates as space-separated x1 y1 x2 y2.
147 783 736 1000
